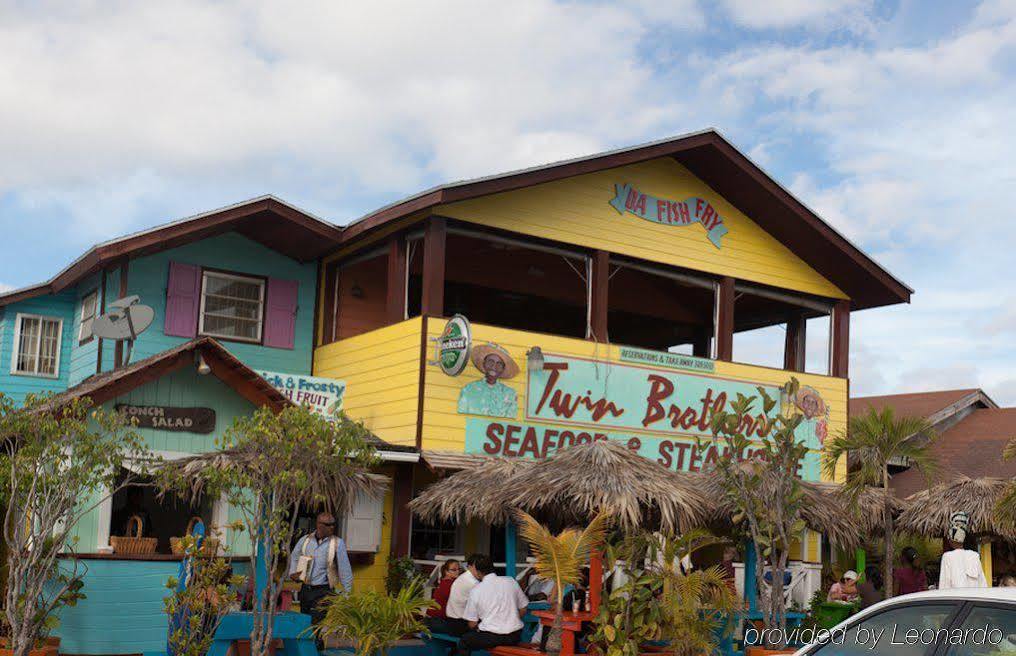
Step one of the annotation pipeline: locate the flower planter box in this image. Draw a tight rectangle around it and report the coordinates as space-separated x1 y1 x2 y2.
745 647 796 656
0 637 60 656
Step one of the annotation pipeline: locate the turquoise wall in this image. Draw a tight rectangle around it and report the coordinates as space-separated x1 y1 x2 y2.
5 230 318 401
125 231 317 374
0 290 76 403
53 558 250 655
69 365 257 554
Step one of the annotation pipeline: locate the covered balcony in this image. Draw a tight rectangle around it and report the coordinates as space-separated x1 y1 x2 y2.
318 216 850 379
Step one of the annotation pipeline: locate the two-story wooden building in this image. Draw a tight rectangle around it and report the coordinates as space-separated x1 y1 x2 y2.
311 130 912 599
1 129 912 653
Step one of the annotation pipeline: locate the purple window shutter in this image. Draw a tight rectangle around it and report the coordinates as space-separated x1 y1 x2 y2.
164 262 200 338
264 278 298 349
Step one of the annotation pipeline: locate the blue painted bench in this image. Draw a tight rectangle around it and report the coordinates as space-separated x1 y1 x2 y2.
421 603 550 656
144 610 317 656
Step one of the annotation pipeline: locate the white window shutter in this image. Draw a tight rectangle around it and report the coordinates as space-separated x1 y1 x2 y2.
343 491 383 553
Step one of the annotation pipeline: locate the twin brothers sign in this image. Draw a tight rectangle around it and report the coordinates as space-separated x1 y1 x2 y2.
463 353 829 481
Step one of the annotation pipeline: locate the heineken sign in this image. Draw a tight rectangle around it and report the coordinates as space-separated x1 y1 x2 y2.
435 315 472 376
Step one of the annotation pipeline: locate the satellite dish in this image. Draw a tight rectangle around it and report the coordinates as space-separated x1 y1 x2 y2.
92 295 154 365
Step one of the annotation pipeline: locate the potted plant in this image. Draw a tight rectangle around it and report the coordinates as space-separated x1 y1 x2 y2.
515 510 609 656
163 535 244 656
589 534 665 656
314 576 434 656
0 394 149 656
649 530 740 656
705 379 807 654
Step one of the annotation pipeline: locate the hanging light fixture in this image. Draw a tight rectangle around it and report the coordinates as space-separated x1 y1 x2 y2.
526 346 545 371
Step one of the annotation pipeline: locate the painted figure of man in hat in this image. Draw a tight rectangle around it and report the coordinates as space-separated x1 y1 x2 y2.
457 343 519 418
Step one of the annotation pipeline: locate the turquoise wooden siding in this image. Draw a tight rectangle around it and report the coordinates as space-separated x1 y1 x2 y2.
52 559 250 655
125 231 317 374
68 365 257 554
67 272 102 387
0 290 76 403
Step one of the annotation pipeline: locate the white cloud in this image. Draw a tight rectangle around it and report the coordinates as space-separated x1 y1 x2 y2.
718 0 875 31
0 0 682 236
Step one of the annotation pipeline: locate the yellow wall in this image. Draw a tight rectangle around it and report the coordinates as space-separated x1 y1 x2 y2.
436 157 846 300
420 321 847 482
313 317 423 447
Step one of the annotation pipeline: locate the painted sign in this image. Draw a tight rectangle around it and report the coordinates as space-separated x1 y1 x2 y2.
609 183 729 248
434 315 472 376
116 405 215 433
524 353 823 450
618 346 715 373
464 418 821 478
456 342 520 418
259 371 346 419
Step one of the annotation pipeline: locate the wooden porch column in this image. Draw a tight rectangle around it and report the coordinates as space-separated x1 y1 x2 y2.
421 217 447 317
386 235 407 324
320 261 339 345
390 463 414 558
714 276 735 361
692 327 711 358
589 250 609 342
830 300 850 378
784 311 807 372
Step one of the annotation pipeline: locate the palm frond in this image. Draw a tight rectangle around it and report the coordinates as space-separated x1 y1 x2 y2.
515 509 609 606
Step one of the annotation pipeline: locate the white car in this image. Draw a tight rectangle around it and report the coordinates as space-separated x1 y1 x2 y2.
790 588 1016 656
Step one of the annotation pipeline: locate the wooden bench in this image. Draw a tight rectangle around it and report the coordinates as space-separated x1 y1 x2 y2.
421 606 546 656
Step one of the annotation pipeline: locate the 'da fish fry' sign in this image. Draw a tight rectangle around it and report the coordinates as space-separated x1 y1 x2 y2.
609 183 729 248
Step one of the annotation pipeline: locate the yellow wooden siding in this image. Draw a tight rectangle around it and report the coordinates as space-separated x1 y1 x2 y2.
313 317 423 447
420 321 847 482
436 158 845 300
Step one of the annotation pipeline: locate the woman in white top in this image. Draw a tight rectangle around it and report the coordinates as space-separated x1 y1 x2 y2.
938 512 988 589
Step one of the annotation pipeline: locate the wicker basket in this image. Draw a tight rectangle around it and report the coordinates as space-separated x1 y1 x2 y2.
170 516 218 555
110 515 157 555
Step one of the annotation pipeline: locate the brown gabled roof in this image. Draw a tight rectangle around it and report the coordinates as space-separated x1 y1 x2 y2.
37 338 418 458
851 389 995 422
340 129 912 311
892 407 1016 497
37 337 291 412
0 196 342 307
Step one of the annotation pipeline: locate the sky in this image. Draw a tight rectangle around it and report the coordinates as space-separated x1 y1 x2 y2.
1 0 1014 403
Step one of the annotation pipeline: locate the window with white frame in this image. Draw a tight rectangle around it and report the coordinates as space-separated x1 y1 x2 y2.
12 314 62 377
198 271 265 343
78 290 98 344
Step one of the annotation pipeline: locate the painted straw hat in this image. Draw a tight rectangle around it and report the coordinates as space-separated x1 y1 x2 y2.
470 343 520 379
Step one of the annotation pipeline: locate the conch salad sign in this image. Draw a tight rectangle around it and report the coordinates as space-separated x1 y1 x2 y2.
463 353 830 480
609 183 729 248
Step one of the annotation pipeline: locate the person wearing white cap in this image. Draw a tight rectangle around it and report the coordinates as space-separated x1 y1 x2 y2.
938 511 988 589
827 570 859 602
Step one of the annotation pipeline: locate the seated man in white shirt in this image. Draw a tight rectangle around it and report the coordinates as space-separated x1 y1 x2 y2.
426 553 482 636
457 555 529 656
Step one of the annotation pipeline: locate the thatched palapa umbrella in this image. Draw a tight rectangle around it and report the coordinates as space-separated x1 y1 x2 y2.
487 439 712 533
165 445 389 513
897 476 1016 540
692 470 902 549
409 456 532 525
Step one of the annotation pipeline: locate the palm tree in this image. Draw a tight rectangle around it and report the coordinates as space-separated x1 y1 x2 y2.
515 510 609 656
822 406 937 598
